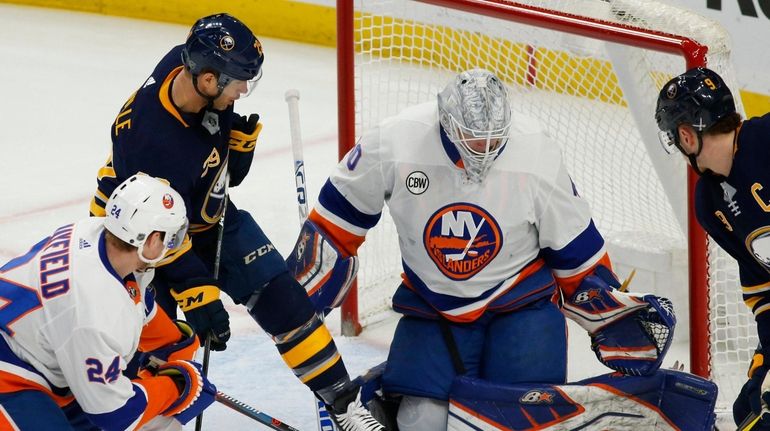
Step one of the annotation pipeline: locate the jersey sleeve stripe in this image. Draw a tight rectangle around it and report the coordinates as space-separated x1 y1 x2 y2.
85 380 167 431
309 210 366 256
317 180 381 230
540 220 605 271
400 259 555 322
552 252 612 297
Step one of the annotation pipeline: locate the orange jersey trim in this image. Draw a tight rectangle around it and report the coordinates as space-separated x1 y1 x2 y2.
555 253 612 297
139 309 184 353
0 370 74 407
158 67 189 128
308 210 365 257
132 376 179 428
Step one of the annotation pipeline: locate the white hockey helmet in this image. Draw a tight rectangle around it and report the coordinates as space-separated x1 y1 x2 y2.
103 174 188 265
438 68 511 183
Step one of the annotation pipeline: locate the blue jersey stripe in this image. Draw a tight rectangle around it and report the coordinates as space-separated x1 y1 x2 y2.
318 180 381 229
540 220 605 270
86 384 148 431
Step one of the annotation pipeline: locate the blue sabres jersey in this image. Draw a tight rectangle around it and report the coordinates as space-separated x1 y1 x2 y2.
91 45 233 234
694 114 770 343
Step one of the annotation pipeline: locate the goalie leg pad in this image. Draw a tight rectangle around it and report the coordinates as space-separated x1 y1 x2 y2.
447 370 717 430
286 220 358 315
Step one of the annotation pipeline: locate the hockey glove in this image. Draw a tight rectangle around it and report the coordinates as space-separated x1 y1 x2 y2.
734 348 770 429
157 360 217 425
286 220 358 315
138 320 199 379
170 278 231 351
562 266 676 375
229 113 262 152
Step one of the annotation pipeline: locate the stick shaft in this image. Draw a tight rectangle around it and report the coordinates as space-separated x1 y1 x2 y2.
196 176 229 431
285 90 309 224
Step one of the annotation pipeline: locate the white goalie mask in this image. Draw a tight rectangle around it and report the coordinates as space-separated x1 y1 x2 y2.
438 69 512 183
103 174 189 265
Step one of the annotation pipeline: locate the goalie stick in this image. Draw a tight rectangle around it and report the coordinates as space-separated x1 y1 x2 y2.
738 410 765 431
147 356 301 431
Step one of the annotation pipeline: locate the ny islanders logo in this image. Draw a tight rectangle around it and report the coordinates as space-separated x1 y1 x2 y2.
424 203 502 280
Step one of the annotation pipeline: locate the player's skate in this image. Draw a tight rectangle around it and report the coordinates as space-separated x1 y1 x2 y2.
327 387 385 431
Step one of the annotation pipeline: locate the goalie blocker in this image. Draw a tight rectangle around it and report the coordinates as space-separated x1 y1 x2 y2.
287 220 358 314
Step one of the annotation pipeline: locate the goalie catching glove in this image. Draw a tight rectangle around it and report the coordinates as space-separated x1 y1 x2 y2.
286 220 358 315
562 265 676 376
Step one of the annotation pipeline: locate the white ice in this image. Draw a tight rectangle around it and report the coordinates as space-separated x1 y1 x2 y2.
0 4 716 430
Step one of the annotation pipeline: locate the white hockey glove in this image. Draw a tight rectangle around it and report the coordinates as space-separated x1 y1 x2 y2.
286 220 358 315
562 266 676 376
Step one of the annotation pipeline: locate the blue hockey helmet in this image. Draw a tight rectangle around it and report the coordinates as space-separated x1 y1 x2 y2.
182 13 264 89
655 67 736 155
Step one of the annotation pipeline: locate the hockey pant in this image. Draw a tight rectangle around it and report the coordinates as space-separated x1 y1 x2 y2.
153 207 288 316
382 294 567 400
447 369 717 430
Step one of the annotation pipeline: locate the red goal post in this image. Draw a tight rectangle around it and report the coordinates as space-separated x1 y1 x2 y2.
336 0 753 417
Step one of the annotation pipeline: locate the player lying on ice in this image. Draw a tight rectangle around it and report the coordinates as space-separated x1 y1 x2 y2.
287 68 719 430
0 175 216 430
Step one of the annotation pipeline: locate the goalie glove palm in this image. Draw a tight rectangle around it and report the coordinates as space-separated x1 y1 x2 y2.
563 271 676 376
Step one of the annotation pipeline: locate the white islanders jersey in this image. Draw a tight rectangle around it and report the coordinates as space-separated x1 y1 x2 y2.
312 102 608 321
0 218 156 417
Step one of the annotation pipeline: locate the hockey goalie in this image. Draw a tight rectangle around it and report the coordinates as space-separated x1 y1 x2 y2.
287 68 718 430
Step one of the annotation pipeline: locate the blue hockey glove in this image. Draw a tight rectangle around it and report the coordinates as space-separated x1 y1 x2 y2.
734 349 770 429
157 360 217 425
170 278 230 351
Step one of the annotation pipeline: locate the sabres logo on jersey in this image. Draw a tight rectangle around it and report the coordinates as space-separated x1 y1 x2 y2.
423 203 502 280
747 226 770 269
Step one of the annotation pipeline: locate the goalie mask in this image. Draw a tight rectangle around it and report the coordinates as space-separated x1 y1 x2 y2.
104 174 189 265
438 69 512 183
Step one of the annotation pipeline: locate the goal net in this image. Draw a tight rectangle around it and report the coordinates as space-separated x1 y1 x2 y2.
337 0 755 417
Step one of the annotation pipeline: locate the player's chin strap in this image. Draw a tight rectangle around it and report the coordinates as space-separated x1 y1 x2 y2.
191 72 225 102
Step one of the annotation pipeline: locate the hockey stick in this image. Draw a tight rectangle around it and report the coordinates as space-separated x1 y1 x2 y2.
284 89 338 431
738 410 765 431
148 356 301 431
285 89 309 225
196 175 229 431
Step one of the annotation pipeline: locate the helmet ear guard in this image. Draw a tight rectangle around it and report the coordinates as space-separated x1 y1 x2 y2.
104 174 188 265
